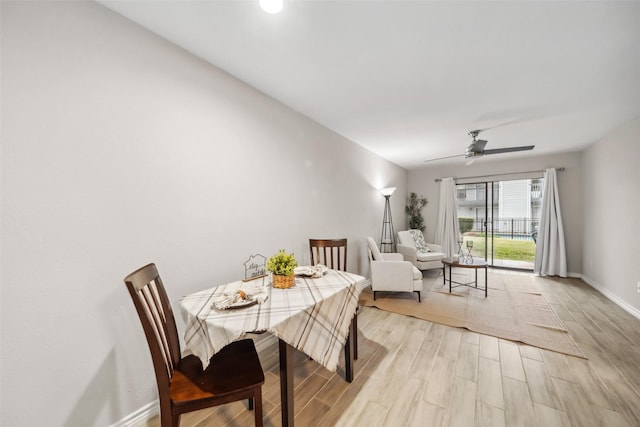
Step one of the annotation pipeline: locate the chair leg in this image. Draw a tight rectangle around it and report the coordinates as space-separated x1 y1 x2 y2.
254 387 263 427
248 397 254 410
415 291 421 302
373 291 377 300
160 403 176 427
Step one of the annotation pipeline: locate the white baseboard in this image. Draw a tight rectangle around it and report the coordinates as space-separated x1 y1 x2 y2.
579 274 640 320
111 400 158 427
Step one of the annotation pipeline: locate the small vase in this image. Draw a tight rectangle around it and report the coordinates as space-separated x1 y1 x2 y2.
272 273 295 289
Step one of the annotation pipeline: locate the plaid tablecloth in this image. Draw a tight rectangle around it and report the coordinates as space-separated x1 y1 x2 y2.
179 270 368 372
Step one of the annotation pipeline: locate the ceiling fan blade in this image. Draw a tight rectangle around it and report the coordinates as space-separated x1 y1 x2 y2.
482 145 535 155
424 154 465 163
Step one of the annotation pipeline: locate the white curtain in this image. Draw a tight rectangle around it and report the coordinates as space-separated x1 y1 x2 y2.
435 177 461 259
534 168 567 277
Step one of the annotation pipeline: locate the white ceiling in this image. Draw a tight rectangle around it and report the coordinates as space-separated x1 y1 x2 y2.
99 0 640 170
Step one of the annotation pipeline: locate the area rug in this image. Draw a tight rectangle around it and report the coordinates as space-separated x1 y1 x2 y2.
359 270 586 358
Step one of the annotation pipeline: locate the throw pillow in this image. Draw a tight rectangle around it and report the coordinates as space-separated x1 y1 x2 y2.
409 229 431 253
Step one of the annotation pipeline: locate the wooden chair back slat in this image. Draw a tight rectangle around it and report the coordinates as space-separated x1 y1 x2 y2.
140 282 174 377
309 238 347 271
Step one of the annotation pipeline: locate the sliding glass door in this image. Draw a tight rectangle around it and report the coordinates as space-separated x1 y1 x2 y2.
456 178 542 270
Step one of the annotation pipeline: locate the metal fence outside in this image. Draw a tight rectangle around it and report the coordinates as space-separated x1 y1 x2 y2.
463 218 539 241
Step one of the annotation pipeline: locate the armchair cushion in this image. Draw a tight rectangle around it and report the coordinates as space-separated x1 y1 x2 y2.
411 265 423 281
416 251 446 262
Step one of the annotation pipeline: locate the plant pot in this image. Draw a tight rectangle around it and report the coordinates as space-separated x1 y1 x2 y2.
272 273 295 289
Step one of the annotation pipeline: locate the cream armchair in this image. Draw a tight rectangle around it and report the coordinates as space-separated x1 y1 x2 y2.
397 230 447 273
366 237 423 302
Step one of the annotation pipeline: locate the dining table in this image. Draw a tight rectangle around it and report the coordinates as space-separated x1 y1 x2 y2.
179 269 368 426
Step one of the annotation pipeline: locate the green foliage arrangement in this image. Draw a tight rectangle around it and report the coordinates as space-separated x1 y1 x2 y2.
459 217 474 234
406 192 428 231
267 249 298 276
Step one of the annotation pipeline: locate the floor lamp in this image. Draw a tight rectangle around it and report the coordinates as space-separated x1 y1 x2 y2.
380 187 396 253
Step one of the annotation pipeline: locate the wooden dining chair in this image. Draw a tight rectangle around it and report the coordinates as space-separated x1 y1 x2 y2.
124 263 265 427
308 238 358 381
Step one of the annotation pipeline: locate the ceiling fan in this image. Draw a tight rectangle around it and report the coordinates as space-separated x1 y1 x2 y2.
424 129 535 163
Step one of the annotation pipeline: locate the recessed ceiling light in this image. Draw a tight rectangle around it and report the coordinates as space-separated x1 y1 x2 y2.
260 0 283 14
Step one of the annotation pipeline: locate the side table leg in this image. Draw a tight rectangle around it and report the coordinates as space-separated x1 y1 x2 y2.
485 266 488 297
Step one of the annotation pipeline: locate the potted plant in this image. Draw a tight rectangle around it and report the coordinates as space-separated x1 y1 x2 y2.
267 249 298 288
406 192 428 231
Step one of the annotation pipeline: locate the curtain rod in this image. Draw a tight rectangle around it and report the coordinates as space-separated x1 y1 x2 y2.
434 167 565 182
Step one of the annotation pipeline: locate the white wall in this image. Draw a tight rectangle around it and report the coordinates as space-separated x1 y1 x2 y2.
0 2 407 426
408 151 584 274
582 117 640 315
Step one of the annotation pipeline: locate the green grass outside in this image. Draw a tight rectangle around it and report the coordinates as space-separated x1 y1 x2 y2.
461 235 536 261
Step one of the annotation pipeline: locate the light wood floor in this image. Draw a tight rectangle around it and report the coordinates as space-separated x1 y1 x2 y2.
142 271 640 427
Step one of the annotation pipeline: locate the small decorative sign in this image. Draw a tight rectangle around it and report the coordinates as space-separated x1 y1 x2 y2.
243 254 267 281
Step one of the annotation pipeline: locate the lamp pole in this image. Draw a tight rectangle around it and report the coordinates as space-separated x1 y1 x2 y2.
380 188 396 253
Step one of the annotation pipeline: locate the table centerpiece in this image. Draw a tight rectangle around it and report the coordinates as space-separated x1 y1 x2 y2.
267 249 298 289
